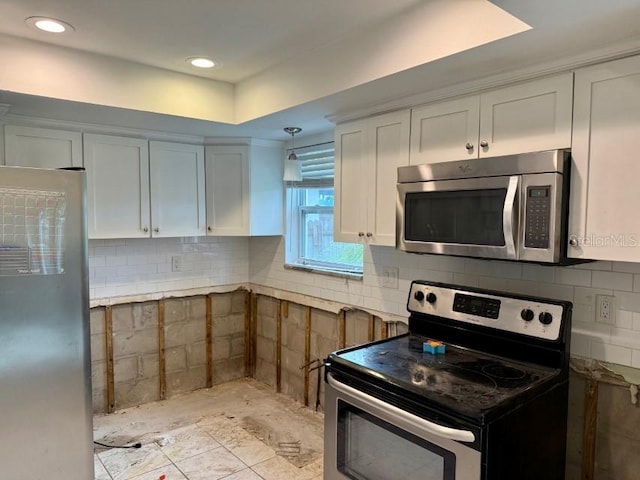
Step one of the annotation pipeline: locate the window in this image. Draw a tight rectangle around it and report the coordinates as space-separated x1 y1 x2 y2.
285 142 363 275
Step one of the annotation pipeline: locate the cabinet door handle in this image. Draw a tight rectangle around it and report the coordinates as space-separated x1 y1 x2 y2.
207 226 212 232
366 232 372 237
480 140 489 148
465 142 474 151
142 227 149 233
358 232 365 237
154 227 159 233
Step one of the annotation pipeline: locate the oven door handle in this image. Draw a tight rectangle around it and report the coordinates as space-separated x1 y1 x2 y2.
327 373 476 443
503 175 520 259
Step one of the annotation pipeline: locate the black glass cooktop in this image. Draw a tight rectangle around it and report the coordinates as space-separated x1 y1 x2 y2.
330 334 560 419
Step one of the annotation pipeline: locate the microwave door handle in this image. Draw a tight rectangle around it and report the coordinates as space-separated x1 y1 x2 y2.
327 373 475 443
503 176 519 259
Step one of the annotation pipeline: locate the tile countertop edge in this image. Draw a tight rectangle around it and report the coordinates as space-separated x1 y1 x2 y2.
89 282 410 325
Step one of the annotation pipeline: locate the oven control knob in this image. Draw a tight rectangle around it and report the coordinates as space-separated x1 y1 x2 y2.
414 291 425 302
539 312 553 325
520 309 534 322
426 292 437 304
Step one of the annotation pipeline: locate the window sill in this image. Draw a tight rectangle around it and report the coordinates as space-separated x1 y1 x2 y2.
284 263 363 281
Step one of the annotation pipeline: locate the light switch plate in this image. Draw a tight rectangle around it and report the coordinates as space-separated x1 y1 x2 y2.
382 266 399 289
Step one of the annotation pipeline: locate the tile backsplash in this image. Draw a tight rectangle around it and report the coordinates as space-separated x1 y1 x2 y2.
89 236 249 299
89 234 640 369
249 236 640 369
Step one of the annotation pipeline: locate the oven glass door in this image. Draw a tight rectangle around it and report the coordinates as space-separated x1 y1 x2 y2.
397 175 520 259
338 401 455 480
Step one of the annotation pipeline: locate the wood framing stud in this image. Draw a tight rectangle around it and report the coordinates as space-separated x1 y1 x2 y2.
158 299 166 401
251 293 258 377
244 290 252 377
276 300 282 393
582 379 599 480
368 314 375 342
282 300 289 318
105 305 115 414
304 306 312 407
339 310 346 349
381 320 389 339
206 294 213 388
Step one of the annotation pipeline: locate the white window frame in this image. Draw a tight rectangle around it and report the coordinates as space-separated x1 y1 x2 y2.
284 142 363 277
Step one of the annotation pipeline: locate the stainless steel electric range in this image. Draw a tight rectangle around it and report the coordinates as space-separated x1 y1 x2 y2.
324 280 572 480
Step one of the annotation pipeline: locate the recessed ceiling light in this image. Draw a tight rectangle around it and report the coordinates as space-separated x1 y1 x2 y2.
26 16 75 33
188 57 215 69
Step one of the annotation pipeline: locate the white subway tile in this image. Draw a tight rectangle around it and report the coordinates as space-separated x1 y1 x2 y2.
571 261 612 271
634 274 640 293
572 320 611 342
491 262 522 280
94 246 116 257
465 258 494 276
574 287 614 306
573 304 595 324
615 310 634 329
452 273 479 288
89 256 106 268
632 350 640 369
613 262 640 273
614 291 640 312
592 271 634 292
610 327 640 349
477 276 508 291
633 312 640 331
590 342 632 365
522 264 555 283
106 256 128 267
536 283 574 302
570 332 591 358
555 268 592 287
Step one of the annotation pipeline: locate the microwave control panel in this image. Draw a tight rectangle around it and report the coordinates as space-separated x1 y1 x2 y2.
525 186 551 249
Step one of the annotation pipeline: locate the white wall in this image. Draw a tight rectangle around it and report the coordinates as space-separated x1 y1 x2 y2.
88 236 249 299
250 236 640 369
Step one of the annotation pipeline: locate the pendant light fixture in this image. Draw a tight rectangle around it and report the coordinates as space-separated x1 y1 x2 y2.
283 127 302 182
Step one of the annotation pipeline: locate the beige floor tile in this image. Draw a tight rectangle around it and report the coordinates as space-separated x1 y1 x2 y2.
219 468 264 480
98 444 172 480
201 416 276 466
95 454 112 480
251 455 317 480
174 447 247 480
129 464 187 480
157 425 221 462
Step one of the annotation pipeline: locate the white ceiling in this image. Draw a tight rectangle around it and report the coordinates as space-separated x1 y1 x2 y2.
1 0 640 141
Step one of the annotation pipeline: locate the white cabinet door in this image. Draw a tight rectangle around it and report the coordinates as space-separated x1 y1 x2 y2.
479 73 573 157
83 134 150 239
410 96 479 164
334 119 367 244
4 125 82 168
335 111 410 246
409 73 573 165
367 110 410 246
205 145 250 236
569 56 640 261
149 141 206 238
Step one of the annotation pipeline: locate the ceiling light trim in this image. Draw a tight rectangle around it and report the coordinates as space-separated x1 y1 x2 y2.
25 16 75 34
187 57 216 69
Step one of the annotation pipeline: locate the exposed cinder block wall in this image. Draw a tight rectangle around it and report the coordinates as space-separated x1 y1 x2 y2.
164 297 207 397
90 291 247 414
255 295 277 388
112 302 160 410
212 290 246 385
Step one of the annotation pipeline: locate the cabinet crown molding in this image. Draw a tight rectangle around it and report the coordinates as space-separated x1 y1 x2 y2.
204 137 283 148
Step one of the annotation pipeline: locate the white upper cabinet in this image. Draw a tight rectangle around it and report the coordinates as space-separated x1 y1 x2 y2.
84 134 150 239
149 141 206 238
4 125 82 168
205 142 283 236
569 55 640 262
410 73 573 164
335 110 410 246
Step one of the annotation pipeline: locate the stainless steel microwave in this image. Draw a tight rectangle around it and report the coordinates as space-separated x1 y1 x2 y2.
396 150 572 263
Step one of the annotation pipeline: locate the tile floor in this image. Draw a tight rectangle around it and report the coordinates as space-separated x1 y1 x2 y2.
93 379 324 480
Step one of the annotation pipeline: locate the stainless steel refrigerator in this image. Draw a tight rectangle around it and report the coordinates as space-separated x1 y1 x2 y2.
0 166 93 479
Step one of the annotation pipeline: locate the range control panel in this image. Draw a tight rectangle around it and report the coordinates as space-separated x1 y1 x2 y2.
408 281 566 341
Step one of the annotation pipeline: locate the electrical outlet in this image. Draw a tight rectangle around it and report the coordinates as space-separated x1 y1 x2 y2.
596 294 615 324
382 266 399 289
171 255 182 272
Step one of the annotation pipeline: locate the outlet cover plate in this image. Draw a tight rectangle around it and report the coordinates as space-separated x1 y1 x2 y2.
596 294 615 324
171 255 182 272
382 266 399 289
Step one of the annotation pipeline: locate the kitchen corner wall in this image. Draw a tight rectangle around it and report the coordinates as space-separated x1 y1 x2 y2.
88 236 250 299
249 236 640 370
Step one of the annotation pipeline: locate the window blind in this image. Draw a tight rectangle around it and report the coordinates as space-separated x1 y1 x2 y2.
287 142 334 187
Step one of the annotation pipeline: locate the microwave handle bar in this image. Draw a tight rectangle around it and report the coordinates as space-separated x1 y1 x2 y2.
503 176 520 259
327 373 476 443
